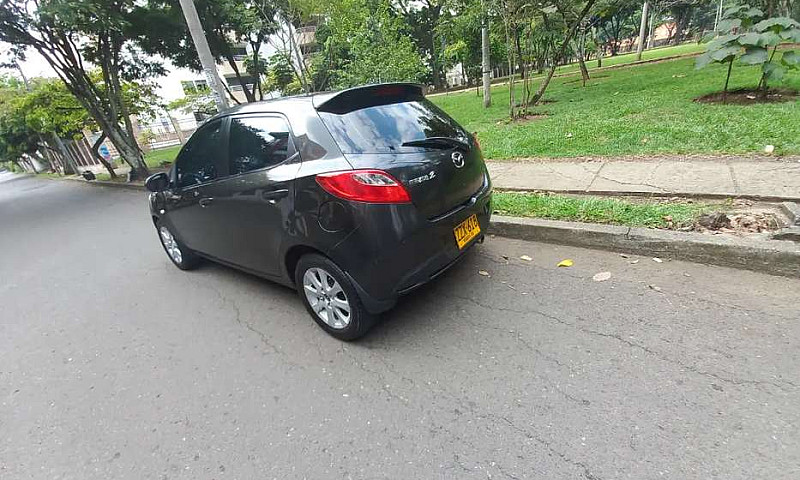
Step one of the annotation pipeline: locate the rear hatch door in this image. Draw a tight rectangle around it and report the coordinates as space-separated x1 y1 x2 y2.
315 84 486 219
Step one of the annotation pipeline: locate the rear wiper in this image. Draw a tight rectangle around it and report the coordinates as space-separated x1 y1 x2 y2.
401 136 470 150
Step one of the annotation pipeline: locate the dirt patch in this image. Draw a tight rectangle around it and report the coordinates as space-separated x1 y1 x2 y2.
510 114 548 124
694 87 799 105
496 112 549 125
694 210 784 234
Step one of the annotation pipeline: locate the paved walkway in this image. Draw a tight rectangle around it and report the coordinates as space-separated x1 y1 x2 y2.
487 156 800 201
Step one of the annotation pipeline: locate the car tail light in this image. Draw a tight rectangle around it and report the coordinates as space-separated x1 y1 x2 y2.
316 170 411 204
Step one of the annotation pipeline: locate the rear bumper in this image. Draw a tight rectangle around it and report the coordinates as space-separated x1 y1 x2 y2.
329 186 492 314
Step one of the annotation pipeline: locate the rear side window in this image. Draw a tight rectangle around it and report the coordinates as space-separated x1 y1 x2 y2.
176 120 224 188
228 116 294 175
318 98 468 154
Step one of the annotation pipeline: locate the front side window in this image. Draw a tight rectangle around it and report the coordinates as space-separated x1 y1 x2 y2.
176 120 223 188
228 116 294 175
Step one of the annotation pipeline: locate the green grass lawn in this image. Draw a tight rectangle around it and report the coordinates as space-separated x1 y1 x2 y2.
493 192 718 228
550 42 705 76
432 51 800 159
144 144 181 168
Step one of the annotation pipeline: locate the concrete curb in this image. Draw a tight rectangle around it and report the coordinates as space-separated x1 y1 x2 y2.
781 202 800 226
60 176 146 192
488 215 800 278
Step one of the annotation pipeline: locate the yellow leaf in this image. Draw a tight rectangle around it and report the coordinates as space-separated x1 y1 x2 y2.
557 259 574 267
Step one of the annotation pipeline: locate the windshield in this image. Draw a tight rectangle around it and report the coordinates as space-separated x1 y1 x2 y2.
318 98 469 154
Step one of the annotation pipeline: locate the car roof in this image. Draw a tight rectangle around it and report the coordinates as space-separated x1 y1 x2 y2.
206 83 425 121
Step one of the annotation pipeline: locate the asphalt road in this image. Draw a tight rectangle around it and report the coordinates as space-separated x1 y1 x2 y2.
1 174 799 480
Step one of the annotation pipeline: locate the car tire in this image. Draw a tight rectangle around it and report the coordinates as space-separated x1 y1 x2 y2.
295 254 376 341
156 220 201 271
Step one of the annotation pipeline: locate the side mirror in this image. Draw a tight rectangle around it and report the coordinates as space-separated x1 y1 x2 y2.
145 172 170 192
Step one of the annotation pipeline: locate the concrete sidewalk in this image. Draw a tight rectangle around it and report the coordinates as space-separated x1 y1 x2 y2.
487 156 800 201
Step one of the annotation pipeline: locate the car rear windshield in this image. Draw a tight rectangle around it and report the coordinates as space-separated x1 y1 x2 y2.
318 98 469 154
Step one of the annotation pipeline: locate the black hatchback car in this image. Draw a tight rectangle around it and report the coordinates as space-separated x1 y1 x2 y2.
146 83 492 340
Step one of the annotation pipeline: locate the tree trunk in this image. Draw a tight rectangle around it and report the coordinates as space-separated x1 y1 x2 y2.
514 28 525 80
723 58 733 102
51 133 79 175
636 2 650 61
90 132 117 179
168 113 186 144
482 8 491 109
577 31 590 86
531 0 598 106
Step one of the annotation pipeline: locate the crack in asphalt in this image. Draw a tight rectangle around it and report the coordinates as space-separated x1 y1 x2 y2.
187 274 304 370
486 413 604 480
445 292 796 393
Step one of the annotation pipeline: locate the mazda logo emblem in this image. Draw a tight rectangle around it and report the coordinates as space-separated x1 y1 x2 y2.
451 151 465 169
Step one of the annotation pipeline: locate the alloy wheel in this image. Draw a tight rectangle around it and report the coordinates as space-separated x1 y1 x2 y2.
159 226 183 264
302 267 351 329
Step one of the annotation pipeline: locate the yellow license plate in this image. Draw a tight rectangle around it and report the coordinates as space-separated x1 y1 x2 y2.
454 214 481 249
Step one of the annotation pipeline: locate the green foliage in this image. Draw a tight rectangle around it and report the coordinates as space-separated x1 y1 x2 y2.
263 53 299 96
431 54 800 158
696 5 800 91
0 74 157 165
133 0 278 102
314 0 426 89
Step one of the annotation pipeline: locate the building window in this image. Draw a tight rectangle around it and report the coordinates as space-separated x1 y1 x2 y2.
181 79 209 95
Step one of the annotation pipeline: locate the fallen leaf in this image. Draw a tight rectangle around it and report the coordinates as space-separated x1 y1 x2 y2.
652 257 663 263
520 255 533 261
478 270 490 277
592 271 612 282
557 259 574 267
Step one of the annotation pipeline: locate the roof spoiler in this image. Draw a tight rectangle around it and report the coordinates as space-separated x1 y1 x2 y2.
314 83 425 115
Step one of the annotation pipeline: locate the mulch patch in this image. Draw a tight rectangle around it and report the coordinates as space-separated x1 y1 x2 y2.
694 87 799 105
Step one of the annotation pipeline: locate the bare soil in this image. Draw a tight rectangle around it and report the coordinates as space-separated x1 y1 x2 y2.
694 87 799 105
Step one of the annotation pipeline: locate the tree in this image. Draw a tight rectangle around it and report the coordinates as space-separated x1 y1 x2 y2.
395 0 449 90
495 0 598 118
696 5 800 97
263 52 300 95
0 74 159 177
133 0 279 104
311 0 426 89
0 0 160 178
595 0 640 55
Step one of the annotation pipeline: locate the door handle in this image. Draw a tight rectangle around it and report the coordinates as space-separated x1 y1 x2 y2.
261 189 289 204
198 197 214 208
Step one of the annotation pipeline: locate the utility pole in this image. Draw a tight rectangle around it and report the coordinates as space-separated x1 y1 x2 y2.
636 1 649 61
177 0 229 111
481 0 491 108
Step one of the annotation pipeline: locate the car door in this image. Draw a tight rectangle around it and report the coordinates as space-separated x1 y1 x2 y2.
197 114 300 276
165 118 228 255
